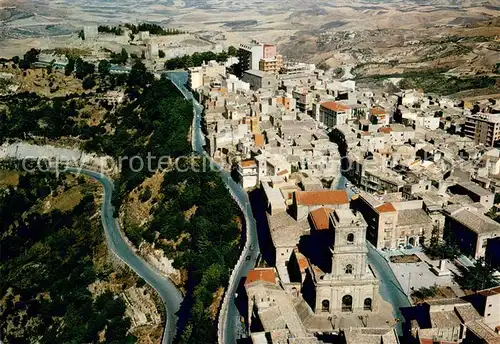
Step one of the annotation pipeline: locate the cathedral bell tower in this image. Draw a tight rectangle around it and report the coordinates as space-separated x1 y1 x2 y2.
314 209 380 316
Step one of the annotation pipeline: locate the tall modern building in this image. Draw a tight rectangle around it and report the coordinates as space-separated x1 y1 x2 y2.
238 40 264 71
238 41 282 74
465 113 500 147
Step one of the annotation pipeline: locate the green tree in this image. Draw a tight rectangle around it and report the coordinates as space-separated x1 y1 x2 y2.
98 60 111 77
65 57 76 76
158 50 166 58
227 45 237 56
455 257 500 291
82 76 96 90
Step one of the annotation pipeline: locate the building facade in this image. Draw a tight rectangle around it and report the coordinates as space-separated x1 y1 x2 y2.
465 113 500 147
315 209 380 315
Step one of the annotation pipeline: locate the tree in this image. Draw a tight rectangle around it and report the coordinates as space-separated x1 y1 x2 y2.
455 257 500 291
78 30 85 40
75 58 95 79
98 60 111 78
158 50 166 58
82 76 96 90
65 57 76 76
423 226 461 260
227 46 237 57
47 60 55 74
127 60 153 89
23 48 40 66
110 48 129 65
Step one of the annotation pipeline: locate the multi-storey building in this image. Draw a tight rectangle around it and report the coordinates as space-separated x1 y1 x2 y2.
464 113 500 147
317 101 351 128
238 40 264 71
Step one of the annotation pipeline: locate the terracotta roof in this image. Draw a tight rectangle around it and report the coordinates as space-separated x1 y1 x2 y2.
254 133 264 147
295 190 349 206
479 286 500 297
240 159 257 168
245 268 276 286
379 127 393 133
277 169 289 176
309 207 333 231
320 101 350 112
371 107 387 115
376 203 397 213
293 248 309 272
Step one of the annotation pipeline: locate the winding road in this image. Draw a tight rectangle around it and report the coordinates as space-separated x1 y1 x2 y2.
66 168 183 344
166 71 260 344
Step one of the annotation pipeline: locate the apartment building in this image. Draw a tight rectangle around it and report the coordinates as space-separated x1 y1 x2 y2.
465 113 500 147
355 193 433 249
317 101 351 128
444 205 500 259
238 40 264 71
187 60 226 90
292 88 314 113
258 44 283 74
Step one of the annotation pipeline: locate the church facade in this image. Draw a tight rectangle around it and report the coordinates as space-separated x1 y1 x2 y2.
314 209 380 315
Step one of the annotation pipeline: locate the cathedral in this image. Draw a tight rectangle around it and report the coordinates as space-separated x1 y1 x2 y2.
313 209 380 317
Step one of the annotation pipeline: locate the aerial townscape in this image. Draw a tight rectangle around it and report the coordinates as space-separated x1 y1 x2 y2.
0 1 500 344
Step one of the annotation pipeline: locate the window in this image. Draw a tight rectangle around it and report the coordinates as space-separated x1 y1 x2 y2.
345 264 353 274
364 298 372 311
342 295 353 312
347 233 355 243
321 300 330 312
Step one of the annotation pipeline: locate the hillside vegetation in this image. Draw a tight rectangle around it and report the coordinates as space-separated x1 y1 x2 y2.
0 169 140 344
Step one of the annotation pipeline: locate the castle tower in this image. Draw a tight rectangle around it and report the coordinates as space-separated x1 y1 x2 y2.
314 209 380 316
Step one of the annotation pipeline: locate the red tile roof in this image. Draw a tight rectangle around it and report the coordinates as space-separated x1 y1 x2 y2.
295 190 349 206
371 107 387 115
321 101 350 113
240 159 257 168
245 268 276 286
309 207 333 231
376 203 397 213
254 134 264 147
379 127 393 133
277 169 289 176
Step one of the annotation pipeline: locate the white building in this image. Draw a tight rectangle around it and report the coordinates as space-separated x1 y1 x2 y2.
238 159 258 189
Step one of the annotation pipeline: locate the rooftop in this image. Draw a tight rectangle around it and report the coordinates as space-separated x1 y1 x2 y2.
397 209 432 227
458 181 493 197
376 203 397 213
449 208 500 234
371 107 387 115
321 101 350 113
309 207 333 231
295 190 349 207
240 159 257 168
245 268 276 286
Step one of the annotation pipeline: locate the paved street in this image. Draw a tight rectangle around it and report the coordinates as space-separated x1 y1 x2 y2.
72 168 183 344
167 72 259 344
